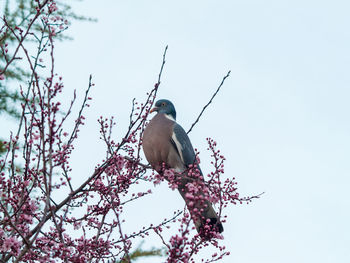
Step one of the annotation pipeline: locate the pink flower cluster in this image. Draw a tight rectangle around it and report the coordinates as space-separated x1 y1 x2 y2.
0 231 21 256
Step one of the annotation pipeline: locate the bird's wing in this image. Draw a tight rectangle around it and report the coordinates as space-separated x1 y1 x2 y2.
170 123 223 236
170 123 197 167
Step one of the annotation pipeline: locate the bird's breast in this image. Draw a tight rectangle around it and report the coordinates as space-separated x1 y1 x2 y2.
142 114 175 170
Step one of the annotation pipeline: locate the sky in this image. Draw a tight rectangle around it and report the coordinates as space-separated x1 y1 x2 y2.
8 0 350 262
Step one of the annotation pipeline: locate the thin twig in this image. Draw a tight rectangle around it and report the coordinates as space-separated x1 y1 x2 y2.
117 45 168 152
187 70 231 134
67 74 93 146
156 45 168 87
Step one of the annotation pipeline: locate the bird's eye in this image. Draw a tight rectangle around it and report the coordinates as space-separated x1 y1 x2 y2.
161 102 166 106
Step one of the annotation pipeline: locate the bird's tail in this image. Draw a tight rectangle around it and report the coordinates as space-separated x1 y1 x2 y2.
176 175 224 239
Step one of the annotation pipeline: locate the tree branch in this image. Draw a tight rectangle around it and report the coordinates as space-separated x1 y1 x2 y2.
187 70 231 134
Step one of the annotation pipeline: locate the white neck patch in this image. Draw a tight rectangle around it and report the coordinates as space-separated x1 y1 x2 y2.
165 114 175 122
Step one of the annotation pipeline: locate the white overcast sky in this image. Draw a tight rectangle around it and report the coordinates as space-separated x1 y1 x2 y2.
10 0 350 262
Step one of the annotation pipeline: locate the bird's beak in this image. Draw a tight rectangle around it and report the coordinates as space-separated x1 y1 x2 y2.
150 107 158 113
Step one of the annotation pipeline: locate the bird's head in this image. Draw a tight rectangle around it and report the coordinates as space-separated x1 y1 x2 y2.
150 99 176 120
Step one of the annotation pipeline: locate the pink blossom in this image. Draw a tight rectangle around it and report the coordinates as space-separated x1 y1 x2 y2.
1 236 21 255
48 3 58 13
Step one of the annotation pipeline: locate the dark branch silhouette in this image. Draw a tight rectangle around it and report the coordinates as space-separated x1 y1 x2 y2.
187 70 231 134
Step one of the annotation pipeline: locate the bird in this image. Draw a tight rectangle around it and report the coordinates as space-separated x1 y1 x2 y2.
142 99 223 238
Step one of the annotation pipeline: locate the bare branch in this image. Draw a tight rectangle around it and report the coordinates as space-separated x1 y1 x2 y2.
187 70 231 134
156 45 168 88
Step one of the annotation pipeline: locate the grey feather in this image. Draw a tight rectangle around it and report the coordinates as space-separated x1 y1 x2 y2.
171 123 196 167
